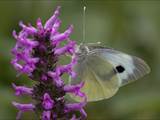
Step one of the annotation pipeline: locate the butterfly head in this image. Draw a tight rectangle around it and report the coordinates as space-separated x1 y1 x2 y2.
75 43 90 56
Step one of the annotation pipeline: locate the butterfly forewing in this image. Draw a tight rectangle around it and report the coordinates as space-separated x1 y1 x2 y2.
95 48 151 87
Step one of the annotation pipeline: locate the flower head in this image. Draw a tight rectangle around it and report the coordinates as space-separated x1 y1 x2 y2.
11 6 87 120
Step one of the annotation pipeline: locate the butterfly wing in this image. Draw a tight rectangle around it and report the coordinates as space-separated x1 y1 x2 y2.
70 53 120 102
70 46 150 102
93 48 151 87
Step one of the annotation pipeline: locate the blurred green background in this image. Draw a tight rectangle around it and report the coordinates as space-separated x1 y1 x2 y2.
0 0 160 120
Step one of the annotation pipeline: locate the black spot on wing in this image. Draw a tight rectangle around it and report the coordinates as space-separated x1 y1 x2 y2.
115 65 125 73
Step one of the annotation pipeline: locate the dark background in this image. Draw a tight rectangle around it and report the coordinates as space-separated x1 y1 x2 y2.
0 0 159 119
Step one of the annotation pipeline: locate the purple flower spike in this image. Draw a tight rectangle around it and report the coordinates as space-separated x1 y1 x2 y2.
11 6 87 120
12 83 33 96
42 111 51 120
42 93 54 110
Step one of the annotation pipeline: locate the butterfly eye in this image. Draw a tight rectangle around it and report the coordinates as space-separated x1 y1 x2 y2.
115 65 125 73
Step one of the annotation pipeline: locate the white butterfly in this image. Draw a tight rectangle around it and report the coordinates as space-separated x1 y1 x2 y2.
70 43 150 102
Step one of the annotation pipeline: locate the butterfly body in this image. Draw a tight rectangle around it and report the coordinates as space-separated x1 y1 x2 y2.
70 43 150 102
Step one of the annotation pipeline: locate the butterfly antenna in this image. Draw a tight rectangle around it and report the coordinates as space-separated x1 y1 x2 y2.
82 5 86 44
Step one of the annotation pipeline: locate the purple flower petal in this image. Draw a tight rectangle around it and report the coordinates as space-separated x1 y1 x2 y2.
12 102 35 111
42 93 54 110
64 100 86 113
63 25 73 38
41 74 48 81
13 102 35 119
64 82 85 97
19 21 37 35
79 108 87 119
21 65 35 74
48 71 63 87
42 111 51 120
44 6 61 29
70 115 77 120
13 31 39 48
55 55 77 79
50 19 61 37
26 57 39 64
11 60 23 72
13 30 28 40
36 18 43 31
12 83 33 96
51 25 73 46
54 40 76 55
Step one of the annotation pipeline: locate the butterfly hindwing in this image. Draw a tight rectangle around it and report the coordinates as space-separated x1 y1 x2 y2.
71 53 120 102
93 48 151 87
